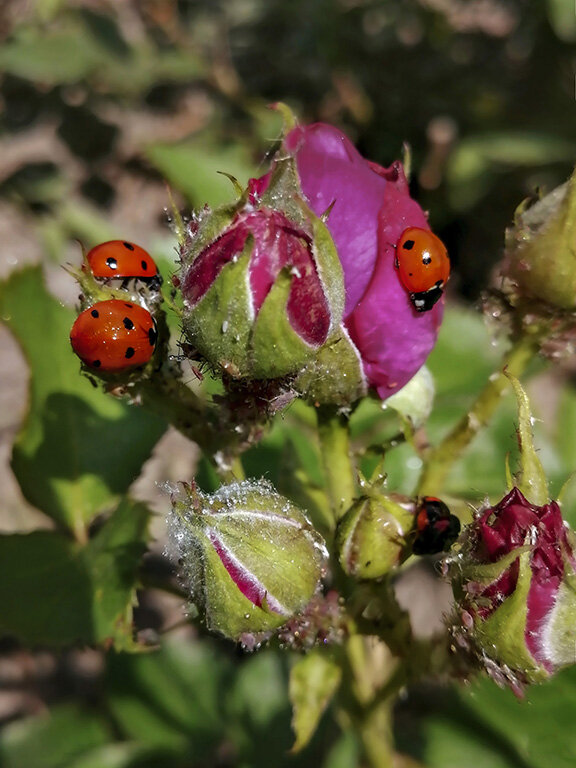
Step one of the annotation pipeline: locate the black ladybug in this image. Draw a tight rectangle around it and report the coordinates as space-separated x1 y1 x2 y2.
412 496 460 555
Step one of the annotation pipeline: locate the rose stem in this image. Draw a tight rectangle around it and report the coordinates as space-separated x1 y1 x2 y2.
417 331 540 496
316 404 356 524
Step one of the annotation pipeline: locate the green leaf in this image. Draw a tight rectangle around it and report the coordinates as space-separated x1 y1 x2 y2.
547 0 576 41
423 716 516 768
227 651 294 765
0 28 101 84
0 704 109 768
66 743 173 768
106 639 231 755
447 132 576 211
0 498 150 648
145 138 255 207
0 267 166 536
322 731 360 768
463 669 576 768
414 669 576 768
289 650 342 752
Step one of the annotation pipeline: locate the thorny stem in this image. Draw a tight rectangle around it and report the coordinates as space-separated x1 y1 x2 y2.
417 331 540 496
136 371 253 481
316 405 356 523
138 374 216 449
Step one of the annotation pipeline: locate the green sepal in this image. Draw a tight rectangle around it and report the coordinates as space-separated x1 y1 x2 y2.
199 529 290 637
336 494 413 579
505 166 576 309
506 373 549 506
260 150 345 332
295 325 367 406
169 481 328 641
308 207 345 333
206 507 325 607
474 549 549 683
250 268 317 378
456 546 531 592
182 251 252 377
180 201 241 268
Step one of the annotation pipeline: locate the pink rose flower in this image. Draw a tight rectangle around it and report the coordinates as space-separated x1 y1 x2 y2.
284 123 445 399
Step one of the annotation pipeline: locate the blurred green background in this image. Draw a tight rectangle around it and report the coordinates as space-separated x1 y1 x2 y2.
1 1 576 766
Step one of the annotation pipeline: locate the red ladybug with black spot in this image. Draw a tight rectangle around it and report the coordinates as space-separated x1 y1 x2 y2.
84 240 161 288
394 227 450 312
70 299 157 372
412 496 460 555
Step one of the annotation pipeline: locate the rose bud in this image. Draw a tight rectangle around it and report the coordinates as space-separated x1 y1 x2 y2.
450 487 576 689
503 167 576 310
166 480 328 641
283 118 448 400
179 155 345 381
336 493 414 579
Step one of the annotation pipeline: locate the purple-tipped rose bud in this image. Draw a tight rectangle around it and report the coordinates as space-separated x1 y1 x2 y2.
283 122 447 399
166 480 328 641
180 156 344 380
450 487 576 690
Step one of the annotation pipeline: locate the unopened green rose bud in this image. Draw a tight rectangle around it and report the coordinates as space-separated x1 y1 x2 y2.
336 493 414 579
166 480 328 640
179 156 345 381
503 167 576 309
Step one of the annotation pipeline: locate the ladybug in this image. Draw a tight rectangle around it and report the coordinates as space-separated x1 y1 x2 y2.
412 496 460 555
70 299 157 372
84 240 160 285
394 227 450 312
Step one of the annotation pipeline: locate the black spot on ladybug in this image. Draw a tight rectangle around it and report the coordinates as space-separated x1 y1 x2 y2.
149 327 157 346
422 255 431 265
124 303 133 308
123 316 135 330
106 256 118 270
141 260 148 271
91 309 99 318
92 359 101 367
402 240 415 250
125 347 135 359
123 242 135 251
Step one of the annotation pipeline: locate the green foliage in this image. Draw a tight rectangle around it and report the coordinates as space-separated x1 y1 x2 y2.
146 139 257 208
0 497 150 648
289 651 342 752
0 705 110 768
3 3 576 768
413 669 576 768
0 267 166 536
